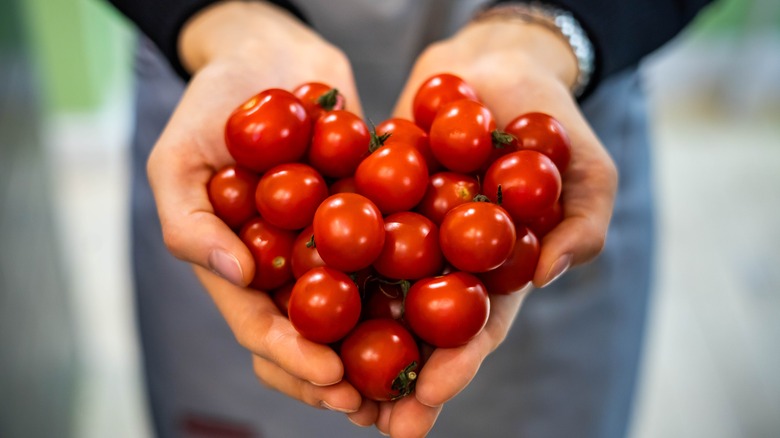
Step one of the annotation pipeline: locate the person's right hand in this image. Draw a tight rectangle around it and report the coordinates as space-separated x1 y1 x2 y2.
147 0 365 415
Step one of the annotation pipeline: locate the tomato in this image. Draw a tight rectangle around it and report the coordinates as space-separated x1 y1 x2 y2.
312 193 385 272
328 177 357 195
239 217 297 291
255 163 328 230
375 117 440 172
308 110 370 178
225 89 311 173
354 143 428 215
415 172 480 226
207 165 259 229
439 202 516 273
504 112 571 173
340 319 420 401
483 150 562 223
361 278 406 322
288 267 362 344
523 201 563 239
292 82 345 120
291 225 326 279
404 272 490 348
271 282 294 315
478 226 540 294
372 212 443 280
429 99 503 174
412 73 479 132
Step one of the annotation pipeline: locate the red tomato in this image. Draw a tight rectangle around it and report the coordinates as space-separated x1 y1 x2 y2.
505 112 572 173
361 279 406 322
207 165 259 229
255 163 328 230
376 117 440 172
225 89 311 173
372 212 443 280
404 272 490 348
312 193 385 272
308 110 369 178
415 172 480 226
271 282 293 315
292 82 345 120
354 143 428 215
340 319 420 401
288 267 362 344
483 150 562 223
478 226 540 294
429 99 501 174
412 73 479 132
439 202 516 273
239 217 297 290
291 225 326 279
328 177 357 195
523 201 563 239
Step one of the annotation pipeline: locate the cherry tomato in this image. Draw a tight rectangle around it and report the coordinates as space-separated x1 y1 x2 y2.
207 165 259 229
288 267 361 344
483 150 562 223
376 117 440 172
439 202 516 273
505 112 572 173
328 177 357 195
239 217 297 291
312 193 385 272
404 272 490 348
354 143 428 215
478 226 540 294
255 163 328 230
271 282 293 315
292 82 345 120
225 89 311 173
415 172 480 226
291 225 326 279
412 73 479 132
362 279 406 322
308 110 369 178
372 212 443 280
340 319 420 401
523 201 563 239
429 99 501 174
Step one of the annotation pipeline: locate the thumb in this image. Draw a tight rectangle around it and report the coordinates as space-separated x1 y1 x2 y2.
147 141 255 287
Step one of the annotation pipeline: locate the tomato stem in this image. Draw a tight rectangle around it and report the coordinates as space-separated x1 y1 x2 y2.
390 361 418 400
492 129 515 148
497 184 503 206
317 88 342 111
306 235 316 248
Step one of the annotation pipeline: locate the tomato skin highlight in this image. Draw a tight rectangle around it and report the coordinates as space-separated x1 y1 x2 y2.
412 73 479 132
239 217 297 291
308 110 370 178
208 165 260 229
372 212 443 280
428 99 497 174
505 112 572 173
312 193 386 272
478 226 540 295
225 89 311 173
354 143 429 215
415 172 480 226
439 202 516 273
288 267 361 344
404 272 490 348
255 163 328 231
483 150 562 223
340 319 420 401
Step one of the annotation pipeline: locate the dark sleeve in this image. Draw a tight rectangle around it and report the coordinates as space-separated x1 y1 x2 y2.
106 0 308 79
494 0 714 94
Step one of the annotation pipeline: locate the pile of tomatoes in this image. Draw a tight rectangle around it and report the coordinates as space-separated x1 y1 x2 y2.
207 73 570 402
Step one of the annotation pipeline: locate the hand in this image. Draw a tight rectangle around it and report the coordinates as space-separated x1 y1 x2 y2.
147 0 364 414
361 17 618 436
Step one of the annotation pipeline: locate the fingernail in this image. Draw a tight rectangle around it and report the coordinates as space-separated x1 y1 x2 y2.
208 249 244 285
347 415 370 428
542 253 572 287
320 401 357 414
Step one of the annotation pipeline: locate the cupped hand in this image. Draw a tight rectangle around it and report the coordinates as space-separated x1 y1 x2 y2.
362 17 618 437
146 0 364 415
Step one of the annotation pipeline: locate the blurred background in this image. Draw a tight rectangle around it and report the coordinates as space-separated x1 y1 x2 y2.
0 0 778 437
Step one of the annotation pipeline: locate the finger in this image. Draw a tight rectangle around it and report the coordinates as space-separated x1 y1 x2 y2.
346 398 379 427
252 355 361 413
375 402 393 436
388 395 443 438
414 292 526 407
195 266 344 385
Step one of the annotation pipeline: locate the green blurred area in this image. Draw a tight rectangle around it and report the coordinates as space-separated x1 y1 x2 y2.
12 0 778 113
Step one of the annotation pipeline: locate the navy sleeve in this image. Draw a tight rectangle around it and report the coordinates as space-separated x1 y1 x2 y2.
106 0 308 79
